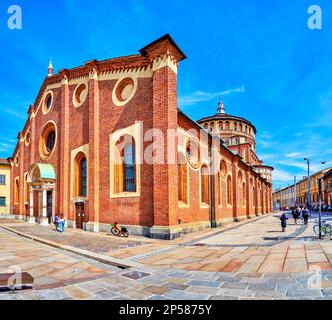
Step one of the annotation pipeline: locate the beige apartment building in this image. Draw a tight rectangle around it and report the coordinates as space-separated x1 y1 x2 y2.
0 158 11 215
273 167 331 210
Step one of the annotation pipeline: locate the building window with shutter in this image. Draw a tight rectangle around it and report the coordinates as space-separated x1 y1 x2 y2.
0 197 6 207
0 174 6 185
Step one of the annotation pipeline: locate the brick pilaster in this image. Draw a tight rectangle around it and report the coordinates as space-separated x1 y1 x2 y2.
87 67 100 231
232 159 239 220
151 65 178 228
18 133 24 216
246 170 250 217
59 72 70 217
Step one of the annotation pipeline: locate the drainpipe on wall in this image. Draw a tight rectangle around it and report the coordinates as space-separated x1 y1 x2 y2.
209 139 217 228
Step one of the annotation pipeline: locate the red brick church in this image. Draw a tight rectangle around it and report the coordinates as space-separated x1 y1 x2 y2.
8 34 273 239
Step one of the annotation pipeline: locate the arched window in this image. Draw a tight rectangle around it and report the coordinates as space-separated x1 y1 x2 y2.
261 187 264 208
239 123 243 132
219 161 227 207
227 175 232 205
80 158 87 197
46 131 56 153
15 178 19 204
73 153 87 197
178 153 188 204
242 182 246 206
219 121 223 130
210 122 215 132
24 173 29 203
238 171 243 206
201 165 210 205
225 121 230 130
114 136 136 193
234 122 238 131
124 143 136 192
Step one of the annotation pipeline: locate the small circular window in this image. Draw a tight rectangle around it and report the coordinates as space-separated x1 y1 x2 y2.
39 122 57 160
186 139 201 169
73 83 88 108
112 77 137 106
25 131 31 146
43 91 54 114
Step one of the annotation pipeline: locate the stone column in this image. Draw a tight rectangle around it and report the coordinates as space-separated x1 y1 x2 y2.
28 186 35 223
40 188 49 225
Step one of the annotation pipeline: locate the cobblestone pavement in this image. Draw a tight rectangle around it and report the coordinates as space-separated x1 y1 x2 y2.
1 214 332 300
0 228 118 291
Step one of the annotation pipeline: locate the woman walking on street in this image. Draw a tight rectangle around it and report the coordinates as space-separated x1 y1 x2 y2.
280 213 288 232
58 213 67 233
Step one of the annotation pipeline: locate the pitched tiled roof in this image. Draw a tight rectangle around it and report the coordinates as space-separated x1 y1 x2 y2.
0 158 10 165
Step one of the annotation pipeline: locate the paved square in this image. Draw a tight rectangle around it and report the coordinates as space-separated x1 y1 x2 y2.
1 214 332 300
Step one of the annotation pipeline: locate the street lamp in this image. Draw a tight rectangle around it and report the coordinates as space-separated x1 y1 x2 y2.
315 161 327 239
304 158 311 210
294 176 297 208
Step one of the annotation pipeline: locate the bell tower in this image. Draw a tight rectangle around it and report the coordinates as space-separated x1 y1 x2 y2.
217 99 226 114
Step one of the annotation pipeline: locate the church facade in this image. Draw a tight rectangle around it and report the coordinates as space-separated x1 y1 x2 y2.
8 34 273 239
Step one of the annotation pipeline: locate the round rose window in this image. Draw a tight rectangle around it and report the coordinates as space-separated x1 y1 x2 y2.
186 139 201 169
43 91 54 114
73 83 88 107
39 122 57 160
112 77 137 106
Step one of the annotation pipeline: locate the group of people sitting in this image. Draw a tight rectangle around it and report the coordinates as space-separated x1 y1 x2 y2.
53 213 66 233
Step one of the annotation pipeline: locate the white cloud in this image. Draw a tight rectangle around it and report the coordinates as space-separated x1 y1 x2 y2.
273 169 295 183
276 159 307 170
0 107 26 120
179 87 245 107
0 142 14 153
285 152 302 158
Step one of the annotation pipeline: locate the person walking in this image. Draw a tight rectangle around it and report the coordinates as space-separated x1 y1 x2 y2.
280 213 288 232
302 207 310 225
53 213 60 231
292 208 299 225
58 213 67 233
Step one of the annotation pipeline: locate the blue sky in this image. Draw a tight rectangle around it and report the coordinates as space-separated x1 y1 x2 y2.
0 0 332 189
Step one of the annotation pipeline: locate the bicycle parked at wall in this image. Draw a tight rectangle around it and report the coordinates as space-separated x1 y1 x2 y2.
313 220 332 238
111 222 129 238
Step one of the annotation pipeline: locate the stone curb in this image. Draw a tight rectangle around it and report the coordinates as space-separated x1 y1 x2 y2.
0 225 142 270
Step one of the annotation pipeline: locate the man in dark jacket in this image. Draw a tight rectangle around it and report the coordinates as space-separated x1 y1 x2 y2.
280 213 288 232
302 207 310 225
